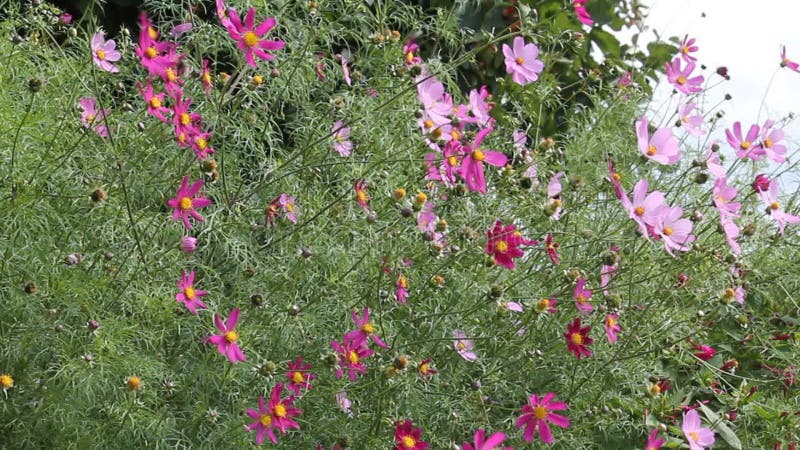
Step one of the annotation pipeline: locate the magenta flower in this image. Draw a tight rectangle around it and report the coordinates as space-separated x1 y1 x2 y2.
515 392 570 444
226 7 285 68
331 335 373 381
345 307 388 349
461 429 510 450
636 117 680 164
653 205 695 256
757 178 800 235
502 36 544 85
332 121 353 156
677 102 705 136
485 220 537 269
354 179 370 211
726 121 764 160
461 128 507 193
545 233 560 265
604 313 621 343
245 383 302 445
137 80 170 123
201 59 213 96
645 428 665 450
679 35 698 62
453 330 477 361
607 159 624 199
394 419 429 450
573 0 594 25
573 277 593 315
682 409 715 450
564 317 593 359
190 131 215 160
760 119 788 163
166 176 212 230
174 270 207 314
781 45 800 72
403 40 421 67
91 32 121 73
59 13 72 25
665 58 704 94
752 174 771 193
395 274 409 304
78 97 110 138
207 308 246 363
180 236 198 254
135 15 179 78
692 343 716 361
286 357 316 395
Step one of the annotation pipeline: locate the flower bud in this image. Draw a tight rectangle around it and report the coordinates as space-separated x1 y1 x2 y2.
752 174 770 192
250 294 264 306
87 320 100 330
180 236 198 253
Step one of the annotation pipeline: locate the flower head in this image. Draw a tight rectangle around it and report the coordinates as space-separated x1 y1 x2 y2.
679 35 698 62
285 357 316 395
604 313 621 343
394 419 429 450
485 220 536 269
502 36 544 85
226 7 285 68
460 128 507 193
175 270 207 314
653 205 696 257
453 330 477 361
331 335 374 381
333 121 353 156
573 0 594 25
726 122 764 160
564 317 593 359
677 102 705 136
515 392 570 444
91 32 121 73
665 58 704 94
760 119 788 163
180 236 198 253
345 307 389 349
246 384 302 445
395 274 410 304
646 428 665 450
681 409 715 450
781 45 800 72
636 116 680 164
461 428 510 450
78 97 110 138
544 233 560 265
757 177 800 235
573 278 593 315
0 374 13 391
166 176 212 230
403 40 421 67
354 179 370 211
692 343 716 361
206 308 246 363
138 80 170 123
417 358 438 378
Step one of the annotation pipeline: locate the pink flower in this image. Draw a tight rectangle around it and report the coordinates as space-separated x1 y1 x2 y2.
616 71 633 88
345 307 388 349
535 296 558 314
417 358 438 378
166 176 212 230
485 220 536 269
620 179 666 239
206 308 246 363
646 428 665 450
600 246 620 295
331 335 373 381
333 121 353 156
677 102 705 136
726 121 764 160
722 286 746 305
757 178 800 235
339 53 352 86
201 59 213 96
781 45 800 72
665 58 704 94
335 391 353 416
653 205 695 256
461 128 507 193
226 7 285 68
604 313 621 343
546 172 565 219
752 173 771 193
266 193 298 225
91 32 121 73
545 233 560 265
175 270 207 314
394 419 429 450
461 429 510 450
692 343 716 361
137 80 170 123
245 383 302 445
681 409 715 450
78 97 110 138
607 159 624 199
134 14 179 77
395 274 410 304
59 13 73 25
169 22 193 38
453 330 477 361
760 119 788 163
403 40 421 67
564 317 593 359
573 0 594 25
679 35 698 62
636 117 680 164
704 144 726 179
171 96 202 143
502 36 544 85
573 278 593 315
713 177 741 255
180 236 198 253
515 392 570 444
190 131 215 160
354 179 370 211
286 357 316 395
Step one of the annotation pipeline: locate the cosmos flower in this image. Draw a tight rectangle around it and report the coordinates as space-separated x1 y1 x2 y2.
682 409 715 450
573 278 593 315
245 383 302 445
331 335 374 381
665 58 704 95
645 428 665 450
502 36 545 85
91 32 121 73
175 270 207 314
726 121 764 160
453 330 477 361
285 357 316 395
206 308 246 363
225 7 285 68
344 307 389 349
166 176 212 230
394 420 429 450
460 128 507 193
780 45 800 72
679 35 698 62
516 392 570 444
636 116 681 165
604 313 621 343
564 317 593 359
485 220 537 269
461 429 511 450
333 121 353 156
78 97 110 138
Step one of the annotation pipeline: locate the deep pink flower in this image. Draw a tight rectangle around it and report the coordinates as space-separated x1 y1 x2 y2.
545 233 560 265
616 71 633 88
515 392 570 444
245 383 302 445
137 80 170 123
677 102 705 136
757 178 800 235
573 0 594 25
59 13 72 25
175 270 207 314
78 97 109 138
395 274 410 304
752 174 771 193
201 59 213 96
91 32 121 73
726 121 764 160
461 428 511 450
135 13 179 77
607 159 624 199
679 35 698 62
403 40 421 67
653 206 695 257
502 36 544 85
425 140 463 187
171 96 202 145
331 335 373 381
636 117 681 164
417 358 438 378
760 119 788 163
286 357 316 395
781 45 800 72
190 131 215 160
604 313 621 343
573 278 593 315
461 128 507 193
333 121 353 156
207 308 246 363
354 179 370 211
665 58 704 94
166 176 212 230
646 428 665 450
453 330 477 361
226 7 285 68
485 220 536 269
394 420 429 450
180 236 198 253
682 409 715 450
692 343 716 361
345 307 388 349
564 317 593 359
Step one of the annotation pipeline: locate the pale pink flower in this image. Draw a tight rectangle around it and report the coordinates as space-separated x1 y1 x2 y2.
547 172 565 220
723 286 746 305
416 75 452 128
636 117 680 164
180 236 198 253
781 45 800 72
758 178 800 235
677 102 705 136
206 308 246 363
681 409 715 450
604 313 621 343
679 35 698 62
653 205 696 256
78 97 110 138
502 36 544 85
573 277 593 315
713 177 741 255
332 121 353 156
620 179 666 239
453 330 477 361
726 121 764 160
665 58 704 94
760 119 788 163
704 144 726 179
91 32 121 73
339 54 352 86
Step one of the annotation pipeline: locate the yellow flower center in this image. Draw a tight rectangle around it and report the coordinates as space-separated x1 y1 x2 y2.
95 49 106 60
533 405 548 420
681 45 689 54
663 227 674 236
177 132 187 144
447 156 459 167
415 192 427 204
689 431 699 442
450 129 461 140
243 31 259 48
570 332 583 345
203 72 212 85
740 141 750 150
127 376 141 390
456 342 466 350
495 240 509 253
515 56 524 65
180 113 191 126
647 145 657 156
431 127 443 139
764 138 773 148
676 75 687 85
552 198 562 207
650 384 661 395
724 288 735 298
184 287 196 299
145 47 158 59
166 68 178 82
149 97 162 108
259 414 272 427
362 322 375 334
179 197 193 210
634 206 645 216
402 436 416 448
405 52 415 63
607 317 616 327
348 350 360 364
356 190 368 204
472 150 486 161
423 119 434 129
576 294 587 304
285 202 294 212
273 403 287 418
292 371 304 383
196 138 207 150
770 201 780 210
419 363 430 374
0 374 14 389
681 115 690 123
537 298 551 311
148 26 158 40
612 172 621 181
252 75 264 86
224 331 238 343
